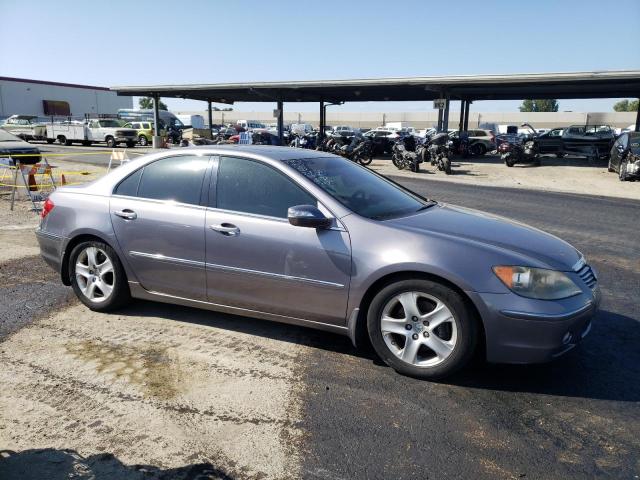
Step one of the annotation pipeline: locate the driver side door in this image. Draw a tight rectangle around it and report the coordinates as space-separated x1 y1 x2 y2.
205 156 352 325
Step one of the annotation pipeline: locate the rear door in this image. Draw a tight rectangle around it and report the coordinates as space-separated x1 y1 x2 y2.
110 154 211 299
538 128 563 153
204 156 351 325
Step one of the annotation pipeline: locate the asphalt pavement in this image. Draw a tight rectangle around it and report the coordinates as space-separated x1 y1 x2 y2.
298 178 640 479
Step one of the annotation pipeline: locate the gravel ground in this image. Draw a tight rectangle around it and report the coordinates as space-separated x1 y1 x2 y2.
370 154 640 201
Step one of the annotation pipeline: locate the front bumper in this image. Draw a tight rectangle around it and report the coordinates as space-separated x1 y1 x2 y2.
35 227 64 274
468 287 600 364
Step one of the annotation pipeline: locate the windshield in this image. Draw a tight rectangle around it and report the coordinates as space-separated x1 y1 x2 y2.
283 157 433 220
0 129 21 142
98 120 121 128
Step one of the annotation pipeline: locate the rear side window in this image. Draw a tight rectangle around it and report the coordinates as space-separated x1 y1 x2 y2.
134 155 209 205
215 157 316 218
114 168 143 197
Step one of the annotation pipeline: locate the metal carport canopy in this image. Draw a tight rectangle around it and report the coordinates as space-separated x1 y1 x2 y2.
111 70 640 104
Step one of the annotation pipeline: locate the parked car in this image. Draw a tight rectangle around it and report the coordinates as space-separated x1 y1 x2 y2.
123 121 163 146
536 125 614 160
46 118 138 148
448 129 496 155
608 131 640 181
1 115 47 141
37 146 599 380
0 129 42 164
363 128 400 154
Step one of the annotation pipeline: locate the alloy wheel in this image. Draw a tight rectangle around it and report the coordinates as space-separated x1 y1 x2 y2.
75 246 115 303
380 291 458 367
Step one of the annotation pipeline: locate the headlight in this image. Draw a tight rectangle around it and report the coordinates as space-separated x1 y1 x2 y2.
492 266 582 300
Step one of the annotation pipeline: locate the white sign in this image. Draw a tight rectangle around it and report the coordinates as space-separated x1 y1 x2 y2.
433 99 446 109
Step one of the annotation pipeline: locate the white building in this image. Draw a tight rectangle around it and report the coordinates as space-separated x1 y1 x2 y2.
0 76 133 119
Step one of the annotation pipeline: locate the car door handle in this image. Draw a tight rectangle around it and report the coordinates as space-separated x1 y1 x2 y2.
209 223 240 236
114 209 137 220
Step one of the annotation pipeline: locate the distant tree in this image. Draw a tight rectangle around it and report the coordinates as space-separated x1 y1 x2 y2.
613 99 639 112
519 99 559 112
211 106 234 111
138 97 168 110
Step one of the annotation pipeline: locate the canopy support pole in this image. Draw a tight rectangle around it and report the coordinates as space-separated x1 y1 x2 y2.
152 94 161 148
277 100 284 145
207 100 213 138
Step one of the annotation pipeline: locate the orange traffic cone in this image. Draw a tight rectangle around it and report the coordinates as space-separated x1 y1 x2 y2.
28 172 37 191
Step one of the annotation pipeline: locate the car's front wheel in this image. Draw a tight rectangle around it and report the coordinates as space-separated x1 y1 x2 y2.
367 279 478 380
139 135 148 146
69 241 131 312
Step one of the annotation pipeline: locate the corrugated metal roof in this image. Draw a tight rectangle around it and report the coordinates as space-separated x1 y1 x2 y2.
111 70 640 103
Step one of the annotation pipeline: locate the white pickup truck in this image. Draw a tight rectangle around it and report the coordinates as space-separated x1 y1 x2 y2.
45 119 138 147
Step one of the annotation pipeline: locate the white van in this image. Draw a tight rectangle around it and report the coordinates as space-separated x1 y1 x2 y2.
236 120 267 130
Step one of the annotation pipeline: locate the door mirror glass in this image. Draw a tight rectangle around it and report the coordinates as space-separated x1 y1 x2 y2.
616 144 626 153
288 205 332 229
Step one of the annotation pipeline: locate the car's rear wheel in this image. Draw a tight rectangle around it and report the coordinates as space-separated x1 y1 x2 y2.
69 241 131 312
105 136 116 148
367 279 478 379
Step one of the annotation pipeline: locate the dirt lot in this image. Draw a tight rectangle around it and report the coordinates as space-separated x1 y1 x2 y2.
1 150 638 479
370 154 640 201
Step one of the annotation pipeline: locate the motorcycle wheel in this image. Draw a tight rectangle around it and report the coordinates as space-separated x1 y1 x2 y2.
392 154 403 169
505 159 515 167
443 157 452 175
359 155 373 166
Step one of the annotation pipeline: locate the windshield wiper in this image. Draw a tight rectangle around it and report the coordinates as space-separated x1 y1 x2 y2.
415 201 437 212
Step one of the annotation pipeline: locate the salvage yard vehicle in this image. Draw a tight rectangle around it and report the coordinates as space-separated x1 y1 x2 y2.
0 129 42 164
37 146 599 380
536 125 615 160
448 129 496 156
122 121 162 146
608 131 640 181
1 115 47 141
46 118 138 147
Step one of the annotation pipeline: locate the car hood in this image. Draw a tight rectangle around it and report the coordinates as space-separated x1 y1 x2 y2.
388 204 580 270
0 140 39 152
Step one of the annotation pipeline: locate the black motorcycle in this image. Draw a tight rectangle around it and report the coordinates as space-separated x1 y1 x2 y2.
392 135 420 172
336 135 373 166
499 137 541 167
423 132 452 174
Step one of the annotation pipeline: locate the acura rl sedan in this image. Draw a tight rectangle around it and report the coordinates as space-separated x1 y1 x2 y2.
36 146 599 379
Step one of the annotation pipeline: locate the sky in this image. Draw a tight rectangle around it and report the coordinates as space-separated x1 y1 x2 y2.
1 0 639 114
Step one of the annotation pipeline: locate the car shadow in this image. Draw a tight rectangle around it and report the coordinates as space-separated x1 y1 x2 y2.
119 302 638 402
0 448 233 480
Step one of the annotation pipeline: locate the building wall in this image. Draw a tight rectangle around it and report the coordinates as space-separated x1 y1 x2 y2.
0 78 133 118
177 109 637 129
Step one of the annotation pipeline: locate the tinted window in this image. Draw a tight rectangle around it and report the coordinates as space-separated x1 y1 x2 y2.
137 155 209 205
216 157 316 218
283 157 430 220
114 168 143 197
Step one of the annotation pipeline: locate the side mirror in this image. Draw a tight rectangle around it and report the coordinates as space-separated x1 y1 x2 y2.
616 144 625 153
288 205 332 229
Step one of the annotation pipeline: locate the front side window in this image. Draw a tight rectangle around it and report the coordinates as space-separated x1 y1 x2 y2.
134 155 209 205
215 157 316 218
283 157 431 220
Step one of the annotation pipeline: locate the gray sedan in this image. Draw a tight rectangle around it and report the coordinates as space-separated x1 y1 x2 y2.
36 146 599 379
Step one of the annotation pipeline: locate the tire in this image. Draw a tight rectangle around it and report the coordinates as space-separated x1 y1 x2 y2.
533 157 542 166
619 162 628 182
392 153 403 169
556 152 565 158
358 155 373 166
105 136 116 148
443 157 452 175
58 135 67 146
126 141 136 148
139 135 148 146
69 240 131 312
470 143 484 156
46 138 55 144
367 279 478 380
